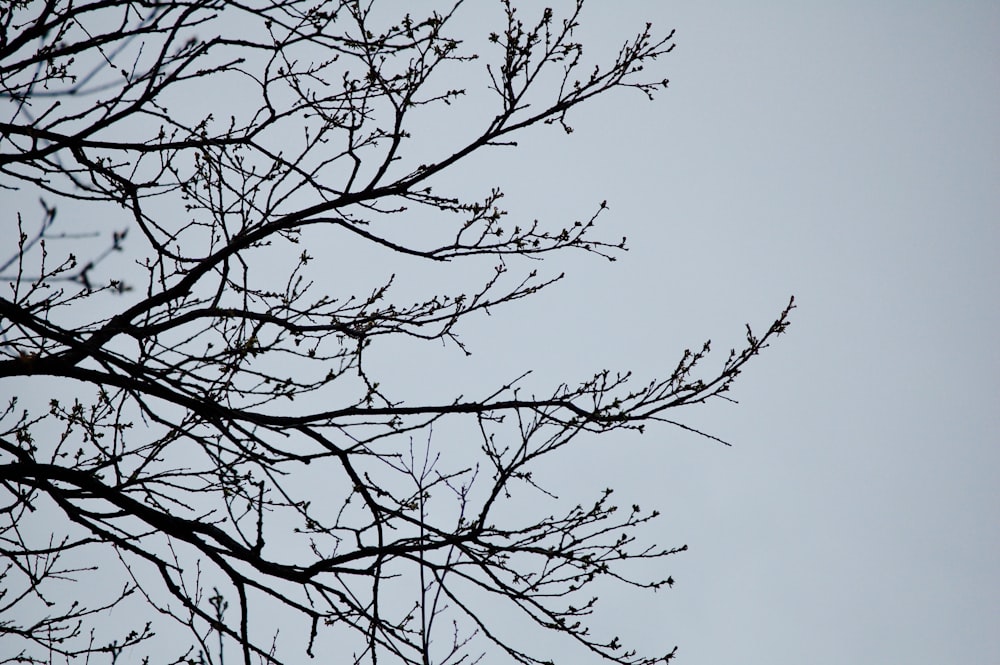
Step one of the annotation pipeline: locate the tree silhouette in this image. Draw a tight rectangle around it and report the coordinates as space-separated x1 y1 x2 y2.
0 2 793 664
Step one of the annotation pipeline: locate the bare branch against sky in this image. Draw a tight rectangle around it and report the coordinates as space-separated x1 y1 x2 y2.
0 3 793 664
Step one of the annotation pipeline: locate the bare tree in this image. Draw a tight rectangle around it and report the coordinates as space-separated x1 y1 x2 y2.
0 2 793 664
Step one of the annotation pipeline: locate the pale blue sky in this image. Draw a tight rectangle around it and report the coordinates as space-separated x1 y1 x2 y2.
384 2 1000 663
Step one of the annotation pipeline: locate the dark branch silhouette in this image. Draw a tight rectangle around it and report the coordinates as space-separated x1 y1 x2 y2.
0 2 792 664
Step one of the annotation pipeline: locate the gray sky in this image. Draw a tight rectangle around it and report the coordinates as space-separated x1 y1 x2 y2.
549 2 997 663
396 2 1000 663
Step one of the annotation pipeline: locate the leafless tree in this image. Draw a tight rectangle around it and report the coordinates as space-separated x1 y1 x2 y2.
0 2 793 664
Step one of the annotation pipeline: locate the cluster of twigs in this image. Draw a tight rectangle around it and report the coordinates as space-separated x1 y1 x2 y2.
0 2 791 664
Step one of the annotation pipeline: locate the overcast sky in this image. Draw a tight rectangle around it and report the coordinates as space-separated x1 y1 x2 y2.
399 2 1000 663
549 2 997 663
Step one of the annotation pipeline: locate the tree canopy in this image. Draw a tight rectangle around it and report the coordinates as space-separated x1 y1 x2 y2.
0 2 792 663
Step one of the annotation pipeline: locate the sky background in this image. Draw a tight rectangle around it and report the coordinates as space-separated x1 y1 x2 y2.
5 2 998 664
386 2 999 663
